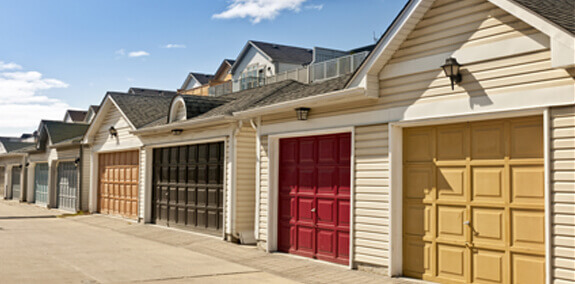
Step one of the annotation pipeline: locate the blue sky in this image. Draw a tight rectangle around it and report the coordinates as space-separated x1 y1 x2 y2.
0 0 408 136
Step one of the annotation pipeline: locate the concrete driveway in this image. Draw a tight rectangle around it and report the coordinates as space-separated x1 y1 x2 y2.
0 201 297 284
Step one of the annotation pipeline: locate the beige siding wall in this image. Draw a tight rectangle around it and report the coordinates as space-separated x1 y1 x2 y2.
55 147 80 161
257 135 269 244
80 146 91 211
378 0 572 107
354 124 390 268
551 106 575 283
139 148 145 219
234 125 257 240
225 136 232 235
93 104 142 152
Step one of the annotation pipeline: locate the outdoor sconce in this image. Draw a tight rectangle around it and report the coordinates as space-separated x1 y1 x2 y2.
295 107 311 121
171 129 183 136
25 162 30 168
109 126 118 138
74 157 80 167
441 57 462 90
18 164 23 169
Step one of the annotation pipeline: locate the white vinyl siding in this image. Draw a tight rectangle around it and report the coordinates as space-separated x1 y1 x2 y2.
234 125 257 241
353 124 390 268
225 136 232 235
257 135 269 244
93 104 142 152
378 0 572 108
551 106 575 283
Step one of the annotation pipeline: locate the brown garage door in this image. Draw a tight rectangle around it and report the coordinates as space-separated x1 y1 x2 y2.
153 142 224 234
98 151 139 219
403 116 545 283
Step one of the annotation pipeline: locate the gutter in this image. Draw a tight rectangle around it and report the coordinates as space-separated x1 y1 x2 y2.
232 87 370 118
131 115 235 135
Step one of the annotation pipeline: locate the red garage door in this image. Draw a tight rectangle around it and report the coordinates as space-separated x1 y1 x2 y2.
278 133 351 265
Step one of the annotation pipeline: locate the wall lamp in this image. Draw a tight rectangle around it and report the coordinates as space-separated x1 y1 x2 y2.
74 157 81 167
171 129 184 135
441 57 462 90
25 162 30 168
295 107 311 121
109 126 118 138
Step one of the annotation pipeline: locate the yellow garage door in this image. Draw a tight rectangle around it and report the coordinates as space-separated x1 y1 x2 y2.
403 116 545 284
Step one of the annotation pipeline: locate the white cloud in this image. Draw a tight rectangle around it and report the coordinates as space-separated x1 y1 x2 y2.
0 64 71 136
305 4 323 10
128 51 150 57
213 0 309 24
162 44 186 49
0 61 23 71
115 49 126 56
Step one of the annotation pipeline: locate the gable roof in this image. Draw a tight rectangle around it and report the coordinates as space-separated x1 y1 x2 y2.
231 40 313 74
347 0 575 89
213 59 236 81
109 91 178 129
64 110 88 122
0 137 34 153
513 0 574 34
128 87 178 96
41 120 90 144
179 73 215 90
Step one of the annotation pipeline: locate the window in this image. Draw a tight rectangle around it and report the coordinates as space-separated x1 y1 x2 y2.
240 65 265 90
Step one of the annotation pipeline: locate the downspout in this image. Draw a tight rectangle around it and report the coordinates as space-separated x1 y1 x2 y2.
230 120 242 242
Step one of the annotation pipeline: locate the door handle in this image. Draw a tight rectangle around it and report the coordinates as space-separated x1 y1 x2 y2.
311 208 316 213
165 192 169 196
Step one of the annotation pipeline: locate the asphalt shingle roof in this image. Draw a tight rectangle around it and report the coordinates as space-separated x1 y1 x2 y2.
109 92 178 129
128 88 179 97
0 138 34 153
514 0 574 34
42 121 90 144
179 95 234 120
251 41 313 65
190 73 215 85
66 110 88 122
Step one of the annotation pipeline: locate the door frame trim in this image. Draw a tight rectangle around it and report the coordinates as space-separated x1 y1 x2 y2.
266 126 355 268
388 107 550 283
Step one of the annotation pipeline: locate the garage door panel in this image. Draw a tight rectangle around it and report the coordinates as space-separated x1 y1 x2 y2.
511 209 545 250
473 249 506 284
405 165 433 201
472 207 505 247
472 166 504 203
404 116 545 283
34 163 49 204
437 166 466 201
437 206 466 241
405 128 434 162
437 125 467 160
510 118 543 159
437 244 467 281
279 133 351 264
471 122 505 160
511 166 544 204
511 253 545 284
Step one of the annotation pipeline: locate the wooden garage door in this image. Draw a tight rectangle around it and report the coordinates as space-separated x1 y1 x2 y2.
152 142 224 234
278 133 351 265
403 116 545 283
98 151 139 219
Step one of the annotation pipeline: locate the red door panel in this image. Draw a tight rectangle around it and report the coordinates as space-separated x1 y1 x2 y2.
278 132 351 265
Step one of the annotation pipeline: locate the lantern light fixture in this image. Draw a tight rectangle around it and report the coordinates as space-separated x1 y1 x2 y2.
171 128 183 136
295 107 311 121
74 157 81 167
441 57 462 90
109 126 118 138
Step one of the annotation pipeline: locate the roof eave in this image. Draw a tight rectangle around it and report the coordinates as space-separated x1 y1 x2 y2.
232 87 370 119
131 115 235 136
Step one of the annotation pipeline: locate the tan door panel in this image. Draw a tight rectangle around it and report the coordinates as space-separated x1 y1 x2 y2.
403 116 544 283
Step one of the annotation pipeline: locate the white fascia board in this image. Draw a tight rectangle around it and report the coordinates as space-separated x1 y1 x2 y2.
232 87 369 119
488 0 574 68
131 115 234 136
347 0 430 88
